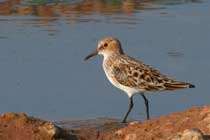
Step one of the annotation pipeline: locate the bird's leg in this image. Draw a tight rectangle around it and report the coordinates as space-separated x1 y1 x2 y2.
122 97 134 123
140 93 150 120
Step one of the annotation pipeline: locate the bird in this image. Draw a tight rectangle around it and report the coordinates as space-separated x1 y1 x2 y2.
84 37 195 123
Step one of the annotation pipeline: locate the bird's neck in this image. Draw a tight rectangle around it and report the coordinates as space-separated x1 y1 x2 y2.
103 52 122 61
103 52 122 67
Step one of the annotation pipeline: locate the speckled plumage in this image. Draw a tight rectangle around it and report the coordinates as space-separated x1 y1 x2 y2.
103 53 194 95
85 37 195 123
98 38 194 97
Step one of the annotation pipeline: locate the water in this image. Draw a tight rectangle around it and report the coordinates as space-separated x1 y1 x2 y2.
0 0 209 122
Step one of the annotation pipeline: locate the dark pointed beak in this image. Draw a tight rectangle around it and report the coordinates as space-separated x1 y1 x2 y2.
84 50 98 61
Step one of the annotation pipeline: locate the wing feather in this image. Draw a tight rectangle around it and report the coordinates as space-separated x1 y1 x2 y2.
112 55 194 92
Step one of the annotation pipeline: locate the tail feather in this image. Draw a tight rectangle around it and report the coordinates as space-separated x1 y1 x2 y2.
164 81 195 90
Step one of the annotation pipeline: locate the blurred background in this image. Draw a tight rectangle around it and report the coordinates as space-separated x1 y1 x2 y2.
0 0 209 122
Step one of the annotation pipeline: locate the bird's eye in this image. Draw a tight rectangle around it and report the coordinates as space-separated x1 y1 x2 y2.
104 43 108 47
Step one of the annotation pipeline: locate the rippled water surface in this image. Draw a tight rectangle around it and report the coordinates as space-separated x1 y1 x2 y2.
0 0 209 122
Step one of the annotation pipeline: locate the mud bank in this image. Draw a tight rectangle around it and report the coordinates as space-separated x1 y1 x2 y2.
1 106 210 140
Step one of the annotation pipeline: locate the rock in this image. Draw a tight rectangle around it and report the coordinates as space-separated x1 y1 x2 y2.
172 128 205 140
125 133 137 140
38 122 60 138
0 112 72 140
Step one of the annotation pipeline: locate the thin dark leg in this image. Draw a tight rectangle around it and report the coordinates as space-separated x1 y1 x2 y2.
122 97 134 123
141 93 150 120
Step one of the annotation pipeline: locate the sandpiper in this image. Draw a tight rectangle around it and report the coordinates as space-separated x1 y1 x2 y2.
84 37 195 123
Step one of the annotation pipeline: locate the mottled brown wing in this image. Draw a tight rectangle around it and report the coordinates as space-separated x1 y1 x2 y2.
113 64 138 88
113 63 194 92
113 63 166 91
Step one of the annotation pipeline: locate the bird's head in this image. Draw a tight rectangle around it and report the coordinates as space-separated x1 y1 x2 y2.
84 37 124 61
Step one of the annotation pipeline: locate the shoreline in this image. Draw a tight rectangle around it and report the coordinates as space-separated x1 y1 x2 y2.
0 105 210 140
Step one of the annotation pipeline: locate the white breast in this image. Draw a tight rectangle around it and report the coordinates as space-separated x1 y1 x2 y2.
102 58 141 97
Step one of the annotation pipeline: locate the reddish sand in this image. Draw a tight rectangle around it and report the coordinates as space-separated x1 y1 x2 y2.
0 106 210 140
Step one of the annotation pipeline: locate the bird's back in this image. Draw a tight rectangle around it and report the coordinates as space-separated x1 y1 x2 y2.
103 54 195 93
